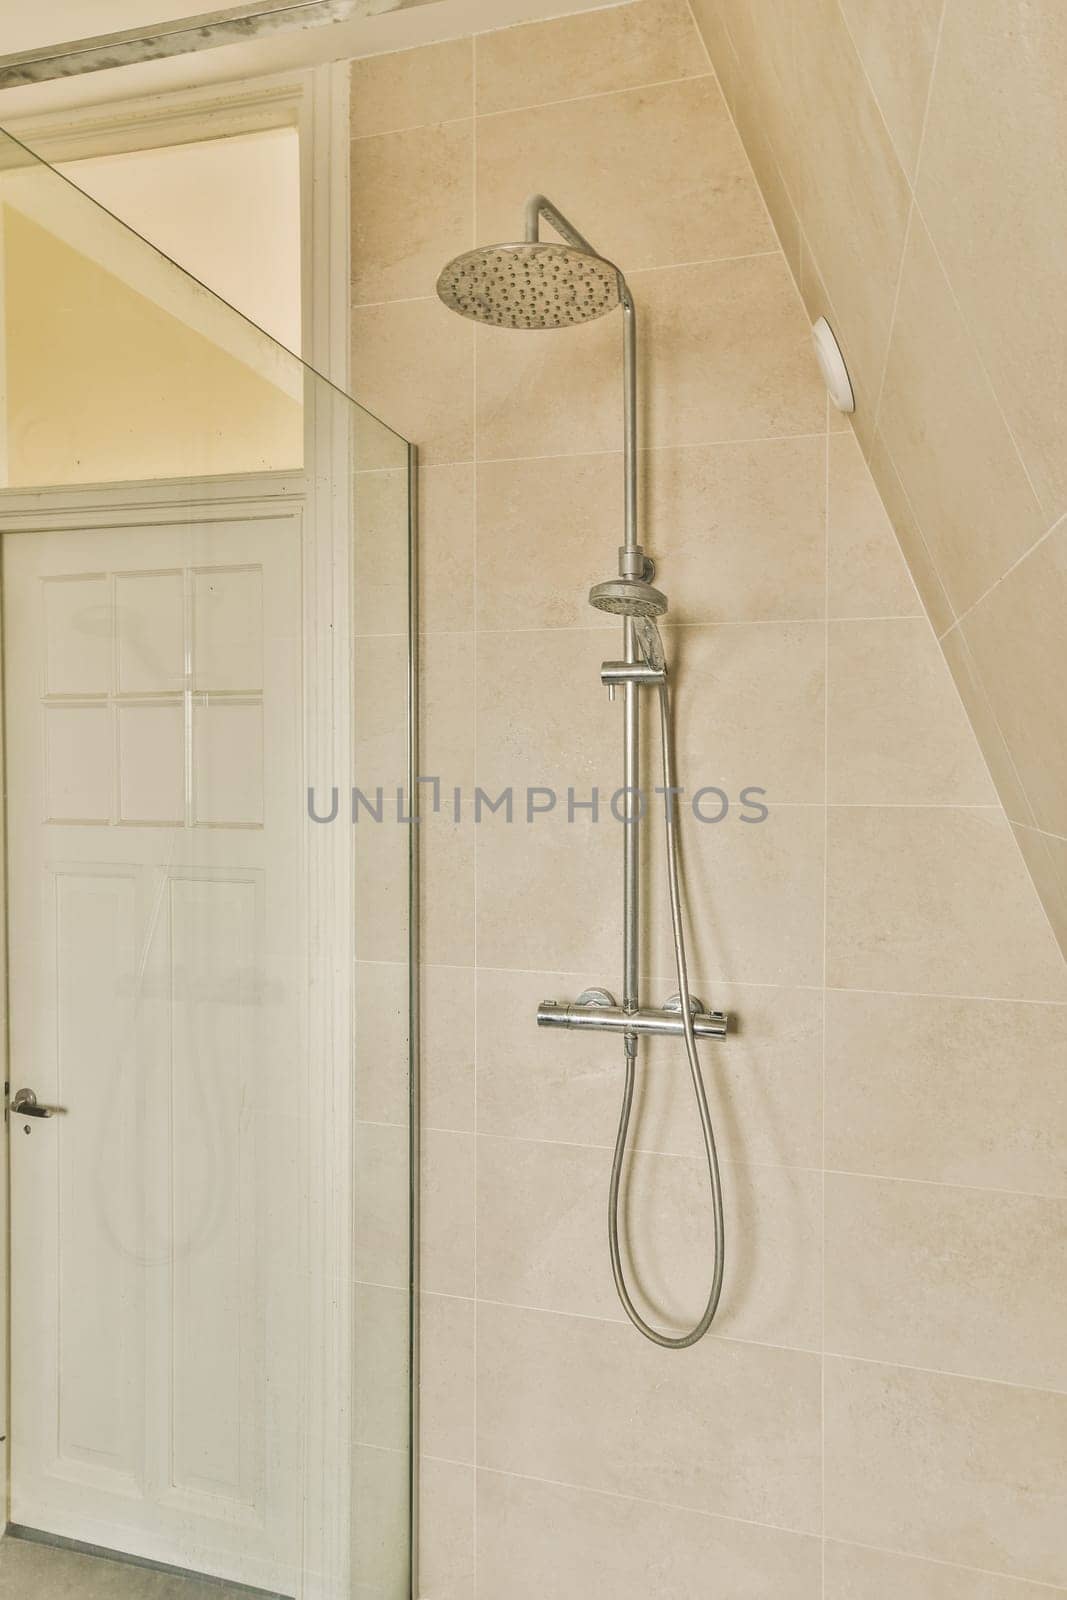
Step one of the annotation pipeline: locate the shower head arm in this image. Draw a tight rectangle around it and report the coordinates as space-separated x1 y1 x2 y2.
524 193 598 254
524 194 639 559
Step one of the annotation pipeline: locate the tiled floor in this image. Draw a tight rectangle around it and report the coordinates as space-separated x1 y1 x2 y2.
0 1537 275 1599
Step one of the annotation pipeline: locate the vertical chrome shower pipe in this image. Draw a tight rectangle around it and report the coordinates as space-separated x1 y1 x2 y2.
524 195 643 1020
524 198 641 1016
620 284 640 1020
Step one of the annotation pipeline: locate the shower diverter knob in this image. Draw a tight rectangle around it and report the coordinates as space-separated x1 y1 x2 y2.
575 987 616 1008
663 992 708 1017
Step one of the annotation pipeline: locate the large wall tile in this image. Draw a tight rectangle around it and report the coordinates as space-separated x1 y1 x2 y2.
355 959 409 1129
421 807 475 967
828 431 921 619
867 431 955 636
475 0 704 114
824 1357 1067 1585
667 621 825 802
477 1134 822 1350
788 0 913 415
639 255 827 446
478 1300 822 1531
825 989 1067 1196
476 255 824 462
355 632 408 782
728 57 803 283
354 1282 408 1449
962 523 1067 839
354 457 446 677
827 618 995 804
420 1291 475 1464
474 628 616 796
422 1129 476 1297
825 1172 1067 1389
421 963 476 1134
354 1120 409 1289
916 0 1067 520
476 78 772 275
475 305 620 461
353 463 416 636
713 0 806 206
836 0 944 178
826 806 1067 1000
478 432 827 630
351 120 473 304
990 1581 1067 1600
477 967 823 1171
353 1445 409 1596
824 1539 993 1600
421 631 475 791
476 1470 822 1600
645 802 826 986
940 624 1033 826
648 436 827 623
419 1458 474 1600
475 807 617 974
476 452 623 631
1013 824 1067 961
352 297 474 465
418 463 475 635
877 215 1045 616
351 38 472 137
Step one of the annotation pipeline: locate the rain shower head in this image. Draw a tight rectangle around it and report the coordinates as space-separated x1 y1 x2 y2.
588 578 668 619
435 241 622 330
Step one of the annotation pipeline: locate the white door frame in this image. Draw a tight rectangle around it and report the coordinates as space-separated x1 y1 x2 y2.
0 63 369 1600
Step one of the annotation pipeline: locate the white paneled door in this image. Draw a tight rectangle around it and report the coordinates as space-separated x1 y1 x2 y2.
4 514 306 1595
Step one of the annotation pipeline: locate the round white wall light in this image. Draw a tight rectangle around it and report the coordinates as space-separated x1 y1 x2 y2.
811 316 855 413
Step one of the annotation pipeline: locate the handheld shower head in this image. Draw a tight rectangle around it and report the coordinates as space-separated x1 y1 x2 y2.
588 577 668 619
590 577 668 671
436 241 622 329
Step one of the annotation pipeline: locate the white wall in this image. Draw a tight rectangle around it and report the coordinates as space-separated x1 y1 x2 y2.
59 126 302 354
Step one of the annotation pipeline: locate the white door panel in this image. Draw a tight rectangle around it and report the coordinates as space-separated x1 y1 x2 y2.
4 514 305 1594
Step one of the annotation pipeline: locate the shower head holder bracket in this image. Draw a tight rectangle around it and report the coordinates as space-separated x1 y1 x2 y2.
619 545 654 582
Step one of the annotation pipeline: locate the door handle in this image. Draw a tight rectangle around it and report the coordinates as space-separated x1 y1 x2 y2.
11 1087 65 1119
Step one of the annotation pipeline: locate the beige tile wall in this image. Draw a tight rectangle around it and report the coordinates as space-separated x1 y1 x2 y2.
689 0 1067 957
349 3 1067 1595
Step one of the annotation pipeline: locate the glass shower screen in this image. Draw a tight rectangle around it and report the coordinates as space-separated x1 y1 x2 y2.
0 125 415 1600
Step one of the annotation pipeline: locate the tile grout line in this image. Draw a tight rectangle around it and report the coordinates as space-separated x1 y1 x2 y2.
412 959 1067 1009
364 1121 1067 1204
391 612 926 641
914 188 1049 523
423 1457 1067 1599
905 4 1048 525
436 1455 823 1545
379 958 828 987
869 0 946 433
869 427 957 628
416 1289 1067 1399
384 430 837 469
939 506 1067 640
351 249 781 311
390 1281 1067 1399
475 66 717 122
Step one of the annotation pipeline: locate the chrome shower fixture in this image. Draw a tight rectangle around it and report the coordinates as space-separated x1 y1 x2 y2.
436 241 621 329
588 576 668 618
438 197 729 1350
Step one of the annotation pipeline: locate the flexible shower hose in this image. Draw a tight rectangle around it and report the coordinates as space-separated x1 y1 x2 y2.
607 676 726 1348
